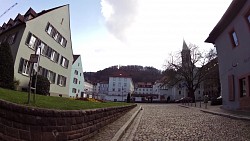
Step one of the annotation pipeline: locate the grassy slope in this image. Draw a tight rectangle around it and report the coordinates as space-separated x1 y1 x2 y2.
0 88 130 110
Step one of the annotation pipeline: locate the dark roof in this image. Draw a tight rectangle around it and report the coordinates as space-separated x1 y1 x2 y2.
24 7 37 17
73 55 80 64
0 5 67 35
205 0 247 44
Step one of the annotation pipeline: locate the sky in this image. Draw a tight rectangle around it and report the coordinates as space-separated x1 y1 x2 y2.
0 0 232 72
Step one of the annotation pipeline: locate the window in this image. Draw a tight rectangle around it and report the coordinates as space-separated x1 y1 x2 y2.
73 78 78 84
124 83 127 87
74 70 78 75
60 56 69 68
79 81 81 84
72 88 77 93
57 75 66 87
80 73 81 76
230 30 239 47
118 82 121 87
46 24 53 35
50 50 59 62
239 78 247 97
118 88 121 92
26 33 37 49
46 22 67 47
113 88 115 91
113 82 115 87
179 91 181 95
47 70 56 84
18 58 30 76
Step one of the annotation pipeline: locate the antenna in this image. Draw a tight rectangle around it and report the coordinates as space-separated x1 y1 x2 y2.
0 3 18 19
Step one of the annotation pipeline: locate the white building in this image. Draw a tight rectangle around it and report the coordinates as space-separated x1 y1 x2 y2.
0 5 73 97
106 73 134 102
95 82 109 100
68 55 84 98
84 81 94 98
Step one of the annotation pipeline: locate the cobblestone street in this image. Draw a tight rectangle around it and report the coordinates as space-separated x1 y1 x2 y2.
130 104 250 141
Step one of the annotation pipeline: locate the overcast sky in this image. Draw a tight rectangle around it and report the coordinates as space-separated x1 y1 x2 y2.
0 0 232 72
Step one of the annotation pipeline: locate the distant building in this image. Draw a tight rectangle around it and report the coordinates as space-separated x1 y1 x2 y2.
107 72 134 102
0 5 73 97
69 55 84 98
205 0 250 110
84 81 94 98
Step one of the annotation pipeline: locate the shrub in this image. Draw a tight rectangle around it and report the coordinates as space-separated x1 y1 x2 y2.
0 42 14 89
32 75 50 95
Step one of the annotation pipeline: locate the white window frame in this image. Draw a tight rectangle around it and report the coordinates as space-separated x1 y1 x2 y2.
28 35 37 49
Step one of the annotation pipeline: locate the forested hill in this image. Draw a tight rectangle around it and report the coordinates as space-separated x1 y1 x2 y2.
84 65 163 83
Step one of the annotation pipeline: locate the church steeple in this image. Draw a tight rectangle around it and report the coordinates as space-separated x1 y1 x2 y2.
181 40 191 68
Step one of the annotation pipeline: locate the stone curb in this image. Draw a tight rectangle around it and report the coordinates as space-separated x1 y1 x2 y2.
178 104 250 121
111 106 142 141
200 109 250 121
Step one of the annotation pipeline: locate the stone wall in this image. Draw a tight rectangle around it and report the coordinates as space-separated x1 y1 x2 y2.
0 100 136 141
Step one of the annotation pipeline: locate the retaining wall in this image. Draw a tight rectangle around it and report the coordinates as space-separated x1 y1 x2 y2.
0 100 136 141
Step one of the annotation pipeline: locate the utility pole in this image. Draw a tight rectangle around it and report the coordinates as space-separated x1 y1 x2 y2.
0 3 18 19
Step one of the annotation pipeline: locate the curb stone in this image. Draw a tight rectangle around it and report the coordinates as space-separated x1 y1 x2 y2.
200 109 250 121
111 106 142 141
179 104 250 121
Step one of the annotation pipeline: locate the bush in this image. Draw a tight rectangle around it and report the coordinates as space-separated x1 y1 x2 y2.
32 75 50 95
0 42 14 89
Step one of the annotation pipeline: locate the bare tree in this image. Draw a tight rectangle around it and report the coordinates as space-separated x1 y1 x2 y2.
163 44 217 102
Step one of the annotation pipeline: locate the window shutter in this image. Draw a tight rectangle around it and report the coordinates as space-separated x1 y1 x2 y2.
26 32 32 45
228 75 235 101
64 77 67 86
18 58 24 73
57 75 60 85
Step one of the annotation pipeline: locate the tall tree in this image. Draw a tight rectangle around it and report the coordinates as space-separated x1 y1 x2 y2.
0 42 14 89
163 42 217 102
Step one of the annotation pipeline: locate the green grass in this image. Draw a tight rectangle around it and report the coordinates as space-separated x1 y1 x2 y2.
0 88 131 110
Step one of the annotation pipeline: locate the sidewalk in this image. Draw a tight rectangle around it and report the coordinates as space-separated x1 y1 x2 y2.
179 101 250 121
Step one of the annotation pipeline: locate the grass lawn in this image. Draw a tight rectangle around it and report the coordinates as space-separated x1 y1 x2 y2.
0 88 131 110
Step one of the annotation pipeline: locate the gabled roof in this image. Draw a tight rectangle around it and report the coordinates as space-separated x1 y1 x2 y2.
73 55 80 64
205 0 247 44
24 7 37 17
0 5 67 35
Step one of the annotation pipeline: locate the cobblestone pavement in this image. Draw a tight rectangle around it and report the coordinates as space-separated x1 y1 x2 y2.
131 103 250 141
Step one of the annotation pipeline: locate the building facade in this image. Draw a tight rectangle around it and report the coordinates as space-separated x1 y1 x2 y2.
205 0 250 110
107 74 134 102
69 55 84 98
0 5 73 97
84 81 94 98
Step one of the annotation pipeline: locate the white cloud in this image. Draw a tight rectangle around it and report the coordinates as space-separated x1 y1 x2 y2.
82 0 232 71
101 0 139 41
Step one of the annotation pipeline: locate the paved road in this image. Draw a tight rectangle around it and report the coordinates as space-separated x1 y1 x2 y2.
125 104 250 141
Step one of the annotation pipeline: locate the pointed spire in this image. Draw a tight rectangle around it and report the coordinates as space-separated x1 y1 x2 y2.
182 39 189 50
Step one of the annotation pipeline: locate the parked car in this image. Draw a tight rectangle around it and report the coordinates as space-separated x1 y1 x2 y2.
211 96 222 105
175 97 192 103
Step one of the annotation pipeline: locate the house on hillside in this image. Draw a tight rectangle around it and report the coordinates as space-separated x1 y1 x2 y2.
69 55 84 98
107 72 134 102
205 0 250 110
0 5 73 97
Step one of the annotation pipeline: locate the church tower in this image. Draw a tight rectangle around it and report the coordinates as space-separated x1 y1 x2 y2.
181 40 191 68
